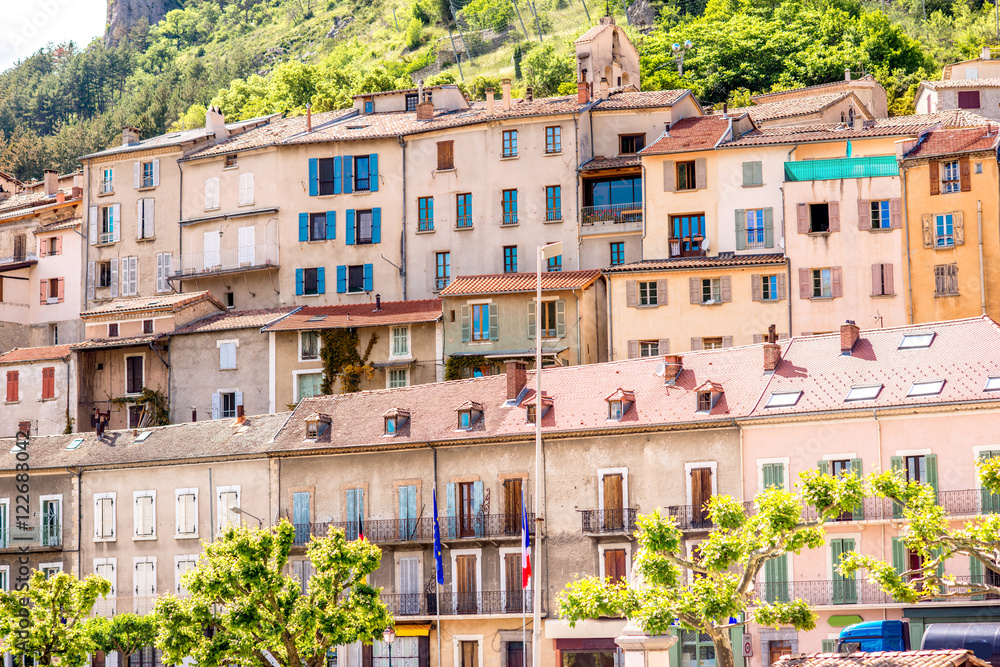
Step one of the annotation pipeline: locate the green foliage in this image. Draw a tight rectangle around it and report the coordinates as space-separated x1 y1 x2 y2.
64 408 75 434
406 17 427 50
522 44 574 96
460 0 515 32
110 387 170 426
320 329 379 394
0 571 111 667
444 354 490 380
155 520 392 667
88 614 158 667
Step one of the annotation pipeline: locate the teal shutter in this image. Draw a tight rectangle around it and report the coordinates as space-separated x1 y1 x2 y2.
336 265 347 293
372 208 381 244
764 208 774 248
363 263 373 292
295 268 304 296
832 538 856 604
343 157 353 194
370 154 379 192
742 161 754 186
763 463 784 490
765 555 789 602
818 460 830 475
299 213 309 242
293 491 310 543
821 640 836 653
980 452 1000 513
735 210 746 250
971 555 984 600
326 211 336 240
851 458 864 520
729 624 744 661
527 301 536 339
461 305 470 342
891 456 904 518
473 481 485 536
926 454 939 501
317 267 325 294
555 299 566 337
308 159 319 196
489 303 499 340
346 210 355 245
333 156 342 195
892 537 905 575
399 485 417 539
446 483 457 538
346 489 357 539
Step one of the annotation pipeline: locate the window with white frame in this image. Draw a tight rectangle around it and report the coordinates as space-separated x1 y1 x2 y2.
301 331 320 360
218 340 237 370
94 493 116 541
40 495 61 547
41 563 62 578
389 368 409 388
297 372 323 401
94 558 116 596
100 168 113 194
238 172 255 206
217 486 241 532
175 488 198 537
133 557 156 597
175 555 198 595
0 499 8 549
205 177 220 210
0 564 8 591
391 326 410 357
134 491 156 539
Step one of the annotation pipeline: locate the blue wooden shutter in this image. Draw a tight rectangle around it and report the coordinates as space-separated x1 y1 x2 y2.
337 266 347 293
346 210 355 245
293 491 310 544
295 268 304 296
343 157 353 194
446 483 457 538
333 157 342 195
346 489 357 539
317 267 326 294
308 159 319 196
299 213 309 242
372 208 381 244
764 208 775 248
370 154 379 192
735 210 746 251
363 263 373 292
326 211 336 240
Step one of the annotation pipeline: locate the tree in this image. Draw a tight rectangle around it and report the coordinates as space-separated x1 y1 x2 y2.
88 614 159 667
0 571 111 667
155 520 393 667
840 459 1000 602
558 470 864 667
522 45 574 97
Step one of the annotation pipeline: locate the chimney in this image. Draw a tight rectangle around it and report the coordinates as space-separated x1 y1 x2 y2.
599 77 609 100
599 15 614 24
71 186 83 199
486 88 495 115
505 360 528 402
983 46 991 60
43 169 58 196
502 79 512 111
416 101 434 120
577 80 589 104
235 404 246 425
306 103 312 132
205 105 229 142
840 320 860 356
763 324 780 372
845 68 851 81
121 126 140 147
56 191 65 204
418 79 425 104
375 293 382 310
662 354 683 386
722 102 728 119
191 407 197 422
526 86 533 102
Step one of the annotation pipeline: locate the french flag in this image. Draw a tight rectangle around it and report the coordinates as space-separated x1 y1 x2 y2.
521 492 532 589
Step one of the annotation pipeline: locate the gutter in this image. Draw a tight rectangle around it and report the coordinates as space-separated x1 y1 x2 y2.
65 466 83 577
783 144 798 335
901 160 915 323
398 135 407 300
178 207 279 226
978 199 987 315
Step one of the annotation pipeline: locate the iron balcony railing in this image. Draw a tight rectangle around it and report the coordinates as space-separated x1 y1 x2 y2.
502 212 518 226
456 216 473 229
580 509 638 534
172 242 279 277
293 513 535 546
753 580 893 606
784 156 899 182
581 202 643 226
546 209 562 222
2 521 61 550
382 590 536 616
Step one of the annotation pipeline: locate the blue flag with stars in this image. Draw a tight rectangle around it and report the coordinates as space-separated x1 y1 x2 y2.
433 487 444 585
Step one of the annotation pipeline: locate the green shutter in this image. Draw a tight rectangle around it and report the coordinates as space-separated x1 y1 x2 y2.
527 301 536 339
971 555 984 601
891 456 904 518
735 210 746 251
892 537 905 575
851 459 864 520
980 451 1000 514
461 305 470 342
832 539 856 604
742 161 754 186
821 639 837 654
764 208 774 248
489 304 499 340
926 454 939 501
818 460 831 475
763 463 785 491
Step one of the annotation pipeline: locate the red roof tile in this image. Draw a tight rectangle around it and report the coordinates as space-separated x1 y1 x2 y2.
71 334 165 350
750 74 880 102
439 271 601 296
574 21 613 43
262 300 442 331
580 156 640 171
775 650 988 667
0 344 72 364
81 291 223 318
922 77 1000 89
171 308 296 335
642 115 735 155
604 253 787 273
724 92 869 124
902 126 999 158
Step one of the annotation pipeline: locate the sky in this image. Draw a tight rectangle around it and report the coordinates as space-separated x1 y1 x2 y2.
0 0 108 72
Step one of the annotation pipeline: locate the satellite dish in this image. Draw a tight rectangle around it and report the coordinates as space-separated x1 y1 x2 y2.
702 236 710 251
654 361 666 377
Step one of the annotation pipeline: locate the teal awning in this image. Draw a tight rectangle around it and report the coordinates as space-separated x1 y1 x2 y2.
784 156 899 181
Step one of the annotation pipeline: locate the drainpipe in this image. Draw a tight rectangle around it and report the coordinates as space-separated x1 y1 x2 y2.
873 409 886 587
398 136 407 300
605 272 613 360
901 161 915 324
178 161 184 295
83 160 91 314
209 467 214 541
66 467 83 577
640 160 647 253
978 199 987 315
574 288 582 365
782 145 797 336
574 111 581 271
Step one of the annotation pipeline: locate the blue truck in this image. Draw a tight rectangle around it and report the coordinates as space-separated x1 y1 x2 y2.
837 621 1000 666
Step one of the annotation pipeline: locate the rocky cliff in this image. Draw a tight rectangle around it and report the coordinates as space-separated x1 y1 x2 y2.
105 0 182 45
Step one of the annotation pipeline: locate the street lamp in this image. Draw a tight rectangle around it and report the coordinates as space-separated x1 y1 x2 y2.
231 506 263 528
671 40 694 75
383 627 396 667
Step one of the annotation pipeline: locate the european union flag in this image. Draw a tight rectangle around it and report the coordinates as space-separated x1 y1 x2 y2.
433 487 444 585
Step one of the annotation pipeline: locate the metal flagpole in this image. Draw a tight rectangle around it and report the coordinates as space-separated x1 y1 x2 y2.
433 485 443 667
522 490 528 667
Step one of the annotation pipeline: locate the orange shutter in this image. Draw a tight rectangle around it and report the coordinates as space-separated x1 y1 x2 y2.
42 367 54 399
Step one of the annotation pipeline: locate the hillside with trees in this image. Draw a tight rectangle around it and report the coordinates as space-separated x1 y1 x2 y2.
0 0 998 181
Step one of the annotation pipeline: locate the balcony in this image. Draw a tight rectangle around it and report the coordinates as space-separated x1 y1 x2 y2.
1 521 61 551
753 580 894 607
0 252 38 272
580 509 638 535
784 156 899 182
171 242 278 280
292 513 535 546
383 590 537 617
580 203 643 236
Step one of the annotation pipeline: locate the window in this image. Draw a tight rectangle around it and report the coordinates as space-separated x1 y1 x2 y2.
639 281 658 306
405 93 419 111
100 206 116 243
317 158 336 195
934 263 959 296
437 141 454 170
391 326 409 356
942 160 960 193
435 252 451 290
539 301 557 338
547 254 562 272
42 564 62 578
619 134 645 155
302 267 323 296
364 98 374 113
502 189 518 225
46 278 60 302
985 377 1000 391
126 355 143 394
760 275 778 301
175 556 197 595
676 161 696 190
239 172 254 205
128 405 143 428
140 161 155 188
639 341 659 357
354 155 371 191
765 391 802 408
871 200 891 229
41 367 55 400
217 486 241 531
809 203 830 233
545 126 561 153
0 565 7 590
301 331 320 360
745 209 766 248
297 372 323 401
872 263 894 296
120 256 138 296
354 209 374 244
609 400 623 420
526 404 537 424
502 130 518 157
456 194 473 228
976 162 984 174
389 368 408 388
503 246 518 273
669 214 705 257
98 261 112 288
309 213 328 241
610 242 625 266
347 265 366 292
899 333 935 349
100 168 113 194
812 269 832 298
143 319 154 334
742 160 763 186
175 489 198 537
701 337 724 350
935 214 955 247
108 323 119 337
134 491 156 538
220 391 237 419
958 90 981 109
701 278 721 304
471 304 491 341
156 252 172 293
205 177 220 209
219 341 237 370
44 236 59 256
418 197 434 231
6 371 18 403
696 391 713 412
908 379 946 397
546 185 561 221
846 384 883 401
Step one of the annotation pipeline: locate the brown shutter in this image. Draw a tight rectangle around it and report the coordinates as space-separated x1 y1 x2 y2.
776 273 787 300
934 265 945 295
656 279 669 305
858 200 871 230
602 473 624 531
948 264 959 294
720 275 732 302
42 367 54 399
663 161 675 192
39 279 47 305
929 160 940 195
691 467 713 523
437 141 454 170
363 645 373 667
828 201 840 232
921 214 934 248
627 340 638 359
625 280 637 307
695 158 707 189
883 263 894 295
751 274 762 301
658 338 670 354
604 549 617 582
889 198 902 229
954 210 965 245
960 156 971 191
690 338 703 351
799 268 811 299
419 638 430 667
55 236 62 255
57 279 64 303
689 277 700 304
797 203 809 233
871 263 882 296
504 553 520 596
831 267 843 298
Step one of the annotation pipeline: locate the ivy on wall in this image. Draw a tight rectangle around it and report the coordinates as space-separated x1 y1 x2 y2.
320 329 379 394
444 355 491 381
110 387 170 426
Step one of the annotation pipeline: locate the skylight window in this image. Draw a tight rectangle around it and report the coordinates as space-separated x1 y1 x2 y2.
899 333 936 350
985 377 1000 392
765 391 802 408
66 438 85 450
908 379 946 397
134 431 152 443
845 384 883 402
308 315 327 322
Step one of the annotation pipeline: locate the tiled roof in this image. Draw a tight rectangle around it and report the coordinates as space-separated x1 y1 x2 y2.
33 217 81 233
79 115 278 160
725 92 867 124
775 651 988 667
902 125 999 158
0 187 78 221
70 334 165 350
171 307 296 335
593 90 691 110
81 291 223 318
749 316 1000 418
579 156 640 171
922 77 1000 89
0 344 72 364
642 115 736 155
575 21 613 43
439 271 602 296
262 300 442 331
604 253 787 273
0 412 290 470
751 74 879 102
187 110 355 158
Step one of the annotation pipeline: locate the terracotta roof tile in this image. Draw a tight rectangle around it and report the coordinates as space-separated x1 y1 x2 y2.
579 156 640 171
0 344 73 364
751 74 879 102
604 253 787 273
171 308 296 334
923 77 1000 89
80 115 278 160
593 89 691 110
439 271 601 296
724 91 866 124
81 291 223 318
775 650 988 667
642 115 734 155
0 187 79 220
71 334 165 350
902 126 999 158
575 21 613 43
262 300 442 331
33 217 81 233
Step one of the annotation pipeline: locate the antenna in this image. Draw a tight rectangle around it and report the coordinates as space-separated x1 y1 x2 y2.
654 361 666 377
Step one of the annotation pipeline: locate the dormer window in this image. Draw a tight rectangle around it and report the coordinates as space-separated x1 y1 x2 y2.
526 405 537 424
899 332 935 350
985 377 1000 392
693 381 723 413
524 392 553 423
604 388 635 421
697 392 712 412
383 408 410 435
305 413 332 439
455 401 483 430
908 379 945 397
609 401 623 419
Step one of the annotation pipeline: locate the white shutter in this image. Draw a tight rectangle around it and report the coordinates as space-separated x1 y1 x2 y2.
212 393 221 420
239 172 254 205
124 256 138 296
176 558 195 594
205 231 220 268
112 204 121 242
400 556 419 594
133 162 140 189
110 258 119 298
235 391 243 407
87 262 96 300
95 496 115 538
156 253 164 293
135 494 155 537
205 178 220 209
177 492 196 534
96 562 116 596
89 206 98 244
238 227 255 264
137 200 144 238
144 199 155 238
218 489 240 528
152 159 160 186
